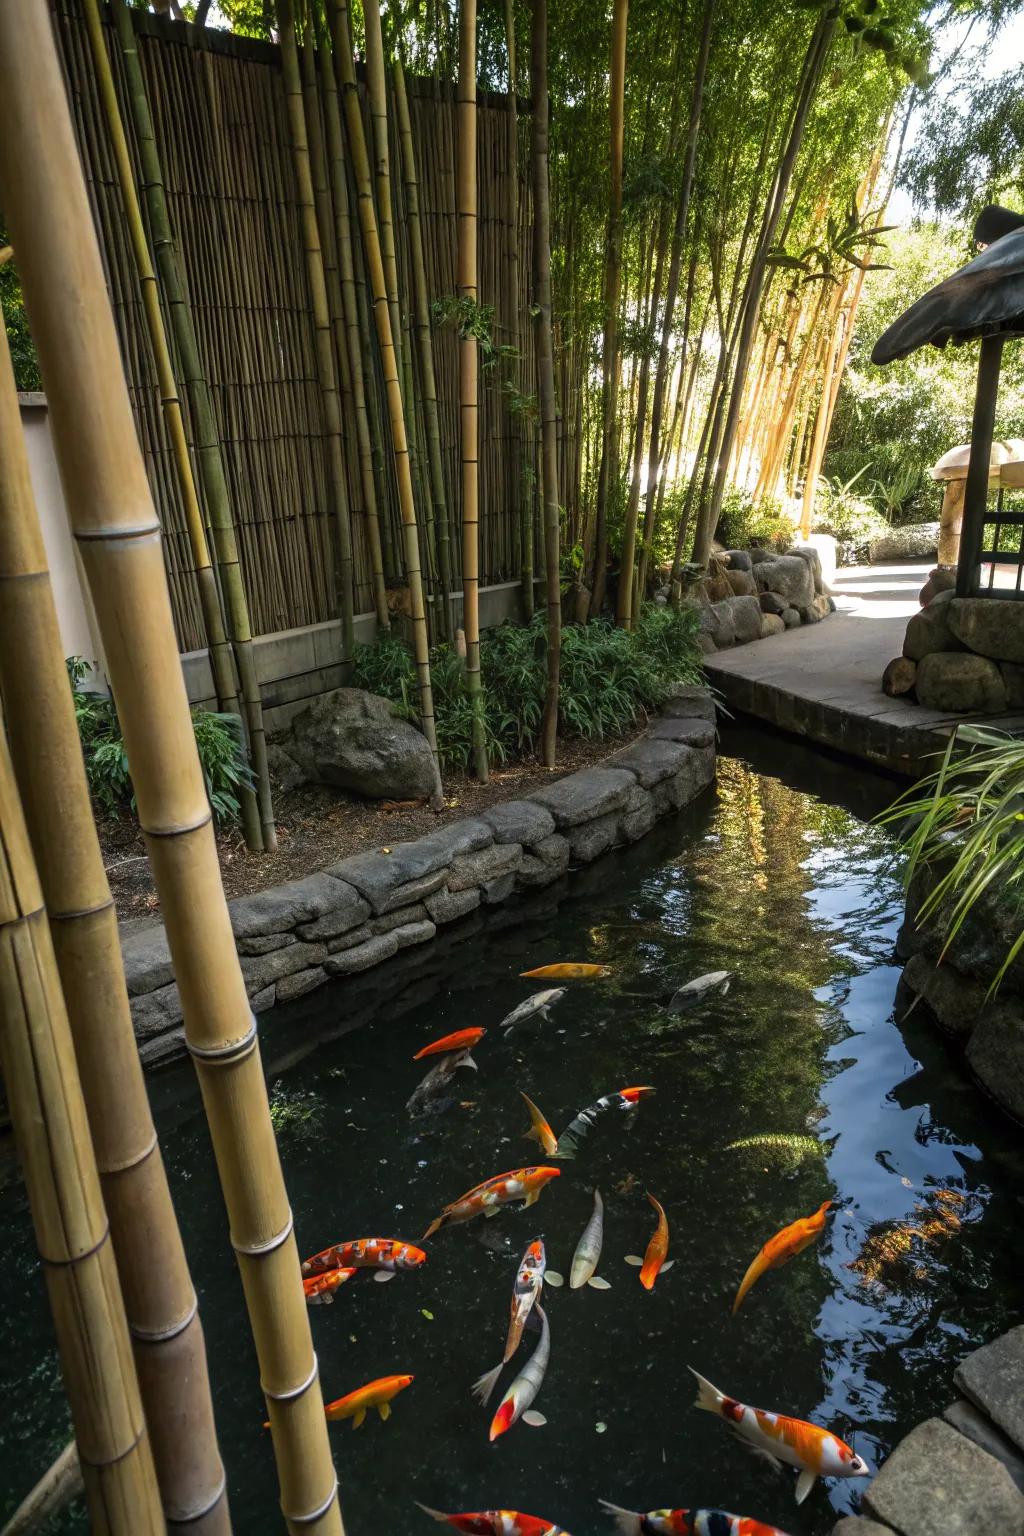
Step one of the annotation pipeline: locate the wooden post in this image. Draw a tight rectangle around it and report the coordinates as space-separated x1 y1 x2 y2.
957 337 1004 598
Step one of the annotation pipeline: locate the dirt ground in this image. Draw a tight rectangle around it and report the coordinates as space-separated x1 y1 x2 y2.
103 726 647 924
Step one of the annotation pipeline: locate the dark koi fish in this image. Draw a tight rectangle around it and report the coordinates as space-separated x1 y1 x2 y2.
554 1086 656 1158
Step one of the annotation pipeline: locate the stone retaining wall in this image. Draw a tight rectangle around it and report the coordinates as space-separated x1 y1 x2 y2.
832 1326 1024 1534
121 685 717 1064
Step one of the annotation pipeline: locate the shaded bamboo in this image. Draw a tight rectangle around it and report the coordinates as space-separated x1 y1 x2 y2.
0 5 346 1528
394 56 455 642
82 0 260 855
277 0 354 670
589 0 628 619
503 0 531 620
364 0 404 395
0 293 231 1536
458 0 489 781
330 0 444 802
531 0 560 767
109 0 277 851
1 1440 83 1536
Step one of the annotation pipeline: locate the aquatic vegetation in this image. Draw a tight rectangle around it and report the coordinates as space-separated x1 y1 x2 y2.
849 1188 973 1290
724 1134 828 1170
267 1082 325 1142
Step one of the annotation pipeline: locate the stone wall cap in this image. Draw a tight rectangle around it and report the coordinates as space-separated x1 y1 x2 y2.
863 1416 1024 1533
955 1325 1024 1451
527 766 638 827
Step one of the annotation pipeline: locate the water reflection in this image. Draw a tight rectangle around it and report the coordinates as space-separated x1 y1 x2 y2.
0 731 1020 1536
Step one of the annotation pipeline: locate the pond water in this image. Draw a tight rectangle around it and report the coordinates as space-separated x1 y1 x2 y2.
2 728 1022 1536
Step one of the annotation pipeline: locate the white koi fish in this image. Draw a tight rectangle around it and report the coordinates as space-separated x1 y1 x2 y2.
473 1238 547 1405
548 1187 609 1290
668 971 734 1013
489 1305 550 1440
500 989 567 1034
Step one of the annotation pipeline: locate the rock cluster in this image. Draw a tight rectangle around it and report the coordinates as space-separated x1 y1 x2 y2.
867 520 940 562
690 544 836 656
121 686 717 1065
884 575 1024 714
269 687 438 800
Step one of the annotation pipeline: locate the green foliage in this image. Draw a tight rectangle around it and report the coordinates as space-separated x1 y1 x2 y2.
67 657 252 825
0 226 41 391
767 194 895 287
268 1082 325 1142
352 606 703 774
811 468 888 561
879 725 1024 996
715 486 796 551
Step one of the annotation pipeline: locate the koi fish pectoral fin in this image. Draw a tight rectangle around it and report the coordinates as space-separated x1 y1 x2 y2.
660 1260 674 1271
373 1270 397 1283
523 1189 540 1208
521 1409 547 1427
588 1275 612 1289
795 1469 817 1505
378 1402 391 1421
624 1254 644 1266
483 1205 501 1218
544 1270 564 1287
352 1409 366 1429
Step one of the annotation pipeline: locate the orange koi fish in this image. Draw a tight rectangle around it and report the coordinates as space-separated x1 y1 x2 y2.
556 1085 655 1158
421 1166 560 1240
521 1091 559 1155
625 1192 672 1290
600 1503 792 1534
303 1266 357 1305
690 1369 870 1504
414 1027 486 1063
302 1238 426 1283
520 963 611 980
473 1238 547 1406
732 1201 831 1314
416 1506 572 1535
324 1373 413 1429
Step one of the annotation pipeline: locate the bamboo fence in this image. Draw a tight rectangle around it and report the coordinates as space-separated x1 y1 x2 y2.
50 0 540 655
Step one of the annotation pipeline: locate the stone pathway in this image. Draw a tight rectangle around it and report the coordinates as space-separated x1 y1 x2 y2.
704 562 1024 774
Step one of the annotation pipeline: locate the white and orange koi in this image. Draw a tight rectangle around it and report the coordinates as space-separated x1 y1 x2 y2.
303 1266 357 1305
421 1167 560 1240
302 1238 426 1284
600 1502 792 1534
416 1506 572 1534
689 1369 870 1505
555 1086 655 1158
473 1237 547 1404
489 1304 550 1440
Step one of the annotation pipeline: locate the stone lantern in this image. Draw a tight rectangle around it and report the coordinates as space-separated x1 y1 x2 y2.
929 439 1024 567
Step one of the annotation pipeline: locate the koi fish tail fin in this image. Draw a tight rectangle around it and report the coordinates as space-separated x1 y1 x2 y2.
732 1254 764 1314
471 1361 504 1406
421 1215 445 1241
456 1052 478 1072
689 1366 725 1416
598 1500 643 1534
414 1503 450 1524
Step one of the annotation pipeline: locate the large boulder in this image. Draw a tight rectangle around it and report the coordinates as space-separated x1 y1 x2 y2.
868 521 940 562
753 554 814 610
915 652 1008 713
758 590 787 616
920 564 957 607
276 687 438 800
863 1417 1024 1535
760 613 785 637
800 593 832 624
903 588 961 661
725 567 756 597
949 598 1024 663
723 594 763 643
724 548 752 572
703 600 736 648
788 543 826 594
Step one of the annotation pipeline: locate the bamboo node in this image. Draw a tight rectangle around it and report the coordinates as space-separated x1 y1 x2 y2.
74 521 163 542
186 1011 258 1063
262 1348 319 1403
38 1219 111 1269
283 1479 340 1527
130 1289 198 1343
232 1206 294 1259
163 1470 228 1527
145 809 214 839
99 1126 159 1176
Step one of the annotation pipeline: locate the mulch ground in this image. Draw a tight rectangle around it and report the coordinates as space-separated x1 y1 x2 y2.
102 725 648 925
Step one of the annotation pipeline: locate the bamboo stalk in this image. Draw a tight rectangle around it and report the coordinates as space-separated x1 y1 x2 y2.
317 18 390 632
0 296 231 1535
81 0 261 855
502 0 531 621
277 0 354 671
531 0 560 768
108 0 277 852
394 58 455 642
0 733 164 1533
457 0 489 781
0 5 345 1529
1 1440 83 1536
330 0 443 803
363 0 405 397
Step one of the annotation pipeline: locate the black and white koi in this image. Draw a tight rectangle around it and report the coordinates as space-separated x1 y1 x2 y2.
553 1086 655 1159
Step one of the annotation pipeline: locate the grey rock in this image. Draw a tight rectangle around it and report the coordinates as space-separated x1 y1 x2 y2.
869 521 940 562
651 747 714 813
1001 663 1024 708
831 1520 892 1536
282 686 437 799
800 593 832 625
949 598 1024 664
276 967 326 1003
529 767 637 828
250 985 277 1013
236 932 298 957
647 716 716 748
662 684 716 723
619 783 656 842
761 613 785 637
130 981 184 1041
517 834 571 888
882 656 917 698
704 600 736 648
415 818 494 862
697 631 718 655
329 843 450 914
863 1416 1024 1535
790 544 825 594
724 594 763 643
424 886 482 924
372 902 430 935
240 941 328 993
138 1029 186 1068
121 928 174 996
448 843 523 894
567 812 620 863
749 547 774 564
607 736 693 788
323 932 400 976
759 590 788 616
754 554 815 609
904 597 962 661
480 800 555 846
327 923 373 954
902 952 984 1040
725 567 756 597
921 568 958 606
265 742 305 791
481 871 517 905
390 919 437 951
782 607 801 628
915 651 1008 713
945 1399 1024 1492
294 882 371 941
827 594 837 613
230 872 346 939
724 548 753 572
967 1005 1024 1120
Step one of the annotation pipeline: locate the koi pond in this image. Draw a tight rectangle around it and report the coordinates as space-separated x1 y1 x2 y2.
2 728 1022 1535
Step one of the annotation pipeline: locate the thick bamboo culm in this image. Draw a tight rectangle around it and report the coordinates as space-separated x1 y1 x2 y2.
1 1440 83 1536
277 0 354 670
531 0 560 767
317 21 390 632
108 0 278 853
394 55 455 644
0 5 345 1531
458 0 489 781
331 0 444 804
363 0 405 405
0 740 163 1529
82 0 262 857
0 303 231 1535
503 0 532 622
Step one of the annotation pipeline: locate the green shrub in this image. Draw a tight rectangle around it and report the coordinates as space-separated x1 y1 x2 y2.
351 605 703 774
67 656 252 825
811 471 888 563
715 486 795 552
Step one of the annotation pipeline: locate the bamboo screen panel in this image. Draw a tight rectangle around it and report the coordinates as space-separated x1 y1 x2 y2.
51 0 535 650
